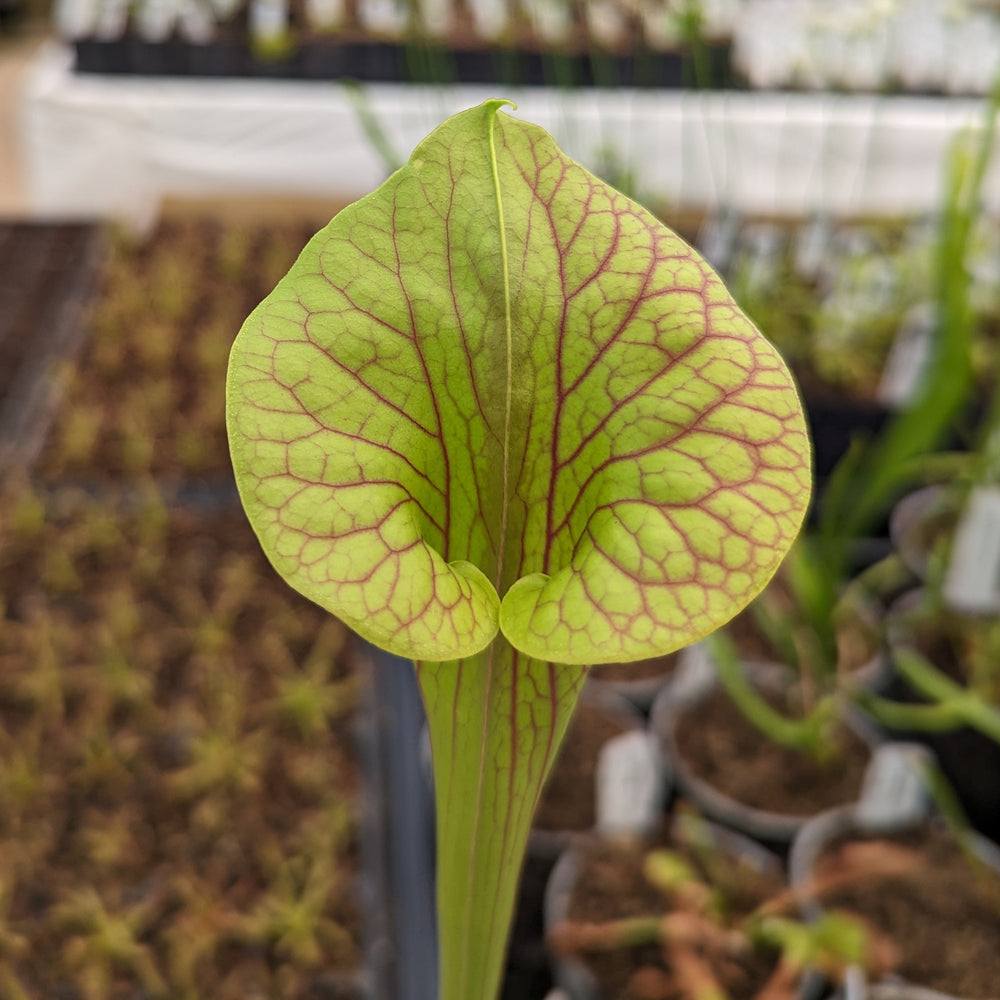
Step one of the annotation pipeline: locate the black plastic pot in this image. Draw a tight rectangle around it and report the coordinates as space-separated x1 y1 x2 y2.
887 486 957 583
651 645 882 846
71 33 734 87
585 651 681 715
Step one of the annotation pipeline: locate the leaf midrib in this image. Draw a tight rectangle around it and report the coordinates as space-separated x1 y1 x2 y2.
491 107 514 599
451 105 514 1000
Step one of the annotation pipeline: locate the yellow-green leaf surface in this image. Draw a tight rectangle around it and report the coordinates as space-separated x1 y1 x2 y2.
227 100 811 1000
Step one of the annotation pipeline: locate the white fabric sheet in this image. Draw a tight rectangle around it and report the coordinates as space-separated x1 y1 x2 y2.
19 42 1000 225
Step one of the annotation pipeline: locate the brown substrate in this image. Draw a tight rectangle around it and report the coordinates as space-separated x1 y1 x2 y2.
815 825 1000 997
673 688 871 816
36 216 326 484
561 828 784 1000
0 485 364 998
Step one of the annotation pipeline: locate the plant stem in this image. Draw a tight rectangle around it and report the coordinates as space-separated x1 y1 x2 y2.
704 633 830 758
417 642 587 1000
893 647 1000 743
854 689 965 733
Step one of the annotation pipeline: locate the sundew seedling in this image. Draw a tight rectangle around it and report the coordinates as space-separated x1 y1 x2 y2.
227 100 812 1000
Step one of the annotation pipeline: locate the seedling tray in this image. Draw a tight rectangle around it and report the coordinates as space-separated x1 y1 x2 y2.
71 36 734 89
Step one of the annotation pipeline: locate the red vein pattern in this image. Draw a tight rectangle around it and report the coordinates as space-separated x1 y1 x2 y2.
226 100 812 1000
227 102 810 665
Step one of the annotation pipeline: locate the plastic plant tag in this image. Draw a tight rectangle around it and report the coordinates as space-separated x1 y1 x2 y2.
585 0 627 47
54 0 100 40
841 963 867 1000
696 207 741 276
357 0 408 35
526 0 572 42
249 0 288 41
134 0 177 41
418 0 452 37
793 214 834 284
639 0 683 49
177 0 215 43
943 486 1000 614
467 0 507 38
877 301 936 409
855 743 931 832
738 225 785 298
670 641 718 705
305 0 343 30
94 0 130 40
595 730 665 836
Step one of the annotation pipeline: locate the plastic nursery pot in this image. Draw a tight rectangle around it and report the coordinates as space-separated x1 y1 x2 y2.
824 977 992 1000
789 743 1000 1000
887 486 960 583
880 589 1000 842
842 984 987 1000
650 644 881 845
543 815 788 1000
529 683 669 860
587 650 681 713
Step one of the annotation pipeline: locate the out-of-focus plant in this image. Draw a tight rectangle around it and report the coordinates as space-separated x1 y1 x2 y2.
547 816 910 999
708 67 1000 759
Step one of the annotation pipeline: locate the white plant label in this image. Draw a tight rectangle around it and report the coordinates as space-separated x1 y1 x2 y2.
856 743 930 831
697 210 740 276
595 731 665 836
528 0 572 44
467 0 507 39
357 0 408 36
55 0 101 40
585 0 626 47
250 0 288 41
670 641 718 705
135 0 178 42
306 0 343 30
943 486 1000 614
94 0 130 40
877 302 935 408
418 0 451 37
177 0 215 43
793 215 833 284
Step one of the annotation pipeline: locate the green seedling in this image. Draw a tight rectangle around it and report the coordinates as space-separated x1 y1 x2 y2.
707 70 1000 759
239 849 353 968
548 828 914 1000
162 877 238 1000
166 712 263 802
227 101 811 1000
54 886 168 1000
271 620 359 740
